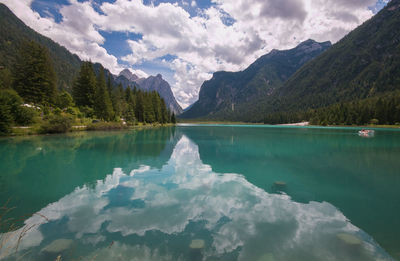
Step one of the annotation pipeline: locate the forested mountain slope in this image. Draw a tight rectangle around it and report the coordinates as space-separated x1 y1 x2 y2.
0 3 81 90
181 40 331 120
274 0 400 113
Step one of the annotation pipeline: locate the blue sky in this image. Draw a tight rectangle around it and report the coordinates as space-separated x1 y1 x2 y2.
1 0 389 108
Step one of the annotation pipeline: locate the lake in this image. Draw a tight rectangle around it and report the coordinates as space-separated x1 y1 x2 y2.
0 125 399 261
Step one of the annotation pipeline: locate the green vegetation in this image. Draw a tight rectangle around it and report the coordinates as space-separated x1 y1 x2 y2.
309 91 400 126
0 89 37 134
0 4 81 91
263 91 400 126
40 114 73 134
275 1 400 114
182 1 400 125
181 40 331 120
0 41 174 136
13 40 57 105
261 0 400 124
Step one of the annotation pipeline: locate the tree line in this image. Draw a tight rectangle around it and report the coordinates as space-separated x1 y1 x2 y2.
0 40 175 134
263 91 400 126
72 61 175 124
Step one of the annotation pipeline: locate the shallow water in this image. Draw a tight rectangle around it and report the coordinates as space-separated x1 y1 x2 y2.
0 125 399 260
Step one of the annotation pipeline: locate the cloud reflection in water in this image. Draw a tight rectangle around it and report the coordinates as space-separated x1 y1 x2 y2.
1 136 394 261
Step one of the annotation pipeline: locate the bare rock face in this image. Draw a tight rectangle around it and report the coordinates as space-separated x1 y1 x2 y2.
119 69 139 82
180 39 331 120
116 71 183 115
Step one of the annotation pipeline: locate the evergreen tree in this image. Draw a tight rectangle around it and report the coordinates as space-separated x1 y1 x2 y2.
135 90 144 122
160 98 168 124
72 62 96 107
13 41 57 105
56 91 74 109
143 92 155 123
94 67 114 121
0 67 12 89
107 75 113 95
152 91 162 122
171 112 176 124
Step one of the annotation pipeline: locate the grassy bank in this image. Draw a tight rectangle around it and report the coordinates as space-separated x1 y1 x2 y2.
6 122 176 137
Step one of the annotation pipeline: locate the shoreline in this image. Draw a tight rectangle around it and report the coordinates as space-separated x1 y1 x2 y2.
178 121 400 129
3 123 176 137
4 122 400 137
277 121 309 126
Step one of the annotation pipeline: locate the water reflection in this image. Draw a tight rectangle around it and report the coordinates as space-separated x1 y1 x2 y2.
182 125 400 258
0 127 177 225
1 135 394 261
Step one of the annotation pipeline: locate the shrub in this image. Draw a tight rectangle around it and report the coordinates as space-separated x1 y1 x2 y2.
0 103 12 134
80 106 95 118
65 106 80 116
369 118 379 125
53 107 62 115
56 91 73 109
86 121 127 131
14 106 37 125
0 89 23 133
40 114 73 134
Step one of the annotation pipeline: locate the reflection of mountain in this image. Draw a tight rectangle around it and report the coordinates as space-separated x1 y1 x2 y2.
1 135 393 261
181 126 400 258
0 127 178 227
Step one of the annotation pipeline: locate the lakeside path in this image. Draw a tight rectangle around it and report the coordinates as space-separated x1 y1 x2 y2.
278 122 310 126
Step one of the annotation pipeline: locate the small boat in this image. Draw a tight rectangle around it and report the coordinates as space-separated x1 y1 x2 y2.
358 129 375 137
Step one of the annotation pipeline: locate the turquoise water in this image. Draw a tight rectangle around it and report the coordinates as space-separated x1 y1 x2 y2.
0 125 399 260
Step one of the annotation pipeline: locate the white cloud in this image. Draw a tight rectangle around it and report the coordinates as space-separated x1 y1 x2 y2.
127 68 148 79
0 0 380 107
0 0 123 74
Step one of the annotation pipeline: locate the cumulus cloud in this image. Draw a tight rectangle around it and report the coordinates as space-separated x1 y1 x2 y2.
0 0 382 107
128 68 149 79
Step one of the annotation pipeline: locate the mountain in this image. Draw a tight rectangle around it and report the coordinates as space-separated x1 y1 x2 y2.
119 69 139 82
271 0 400 113
116 70 183 115
0 3 81 90
180 39 331 120
0 2 182 116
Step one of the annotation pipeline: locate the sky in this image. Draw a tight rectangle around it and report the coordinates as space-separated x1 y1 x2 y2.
0 0 390 108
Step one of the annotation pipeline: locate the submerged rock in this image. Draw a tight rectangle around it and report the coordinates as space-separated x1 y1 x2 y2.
42 239 73 253
189 239 205 249
274 181 286 186
257 253 276 261
336 233 362 245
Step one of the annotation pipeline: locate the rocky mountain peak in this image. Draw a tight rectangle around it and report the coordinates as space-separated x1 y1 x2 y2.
119 69 139 82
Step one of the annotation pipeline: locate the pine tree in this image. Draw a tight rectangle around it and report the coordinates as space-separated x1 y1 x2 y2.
152 91 162 122
13 41 57 105
135 90 144 122
94 67 114 121
160 98 168 124
107 75 113 95
72 62 96 107
111 83 124 118
0 67 12 89
171 112 176 124
143 92 155 123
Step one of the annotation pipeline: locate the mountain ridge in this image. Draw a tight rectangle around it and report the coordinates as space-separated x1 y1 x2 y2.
181 39 331 120
0 3 81 90
0 3 182 115
271 0 400 114
115 69 183 115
